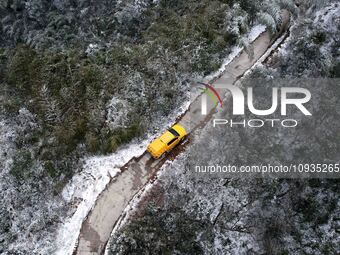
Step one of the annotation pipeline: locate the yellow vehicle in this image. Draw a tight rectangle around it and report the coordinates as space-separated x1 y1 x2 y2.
147 124 187 159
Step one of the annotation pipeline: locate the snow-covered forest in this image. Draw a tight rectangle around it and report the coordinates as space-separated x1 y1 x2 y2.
0 0 339 254
108 1 340 255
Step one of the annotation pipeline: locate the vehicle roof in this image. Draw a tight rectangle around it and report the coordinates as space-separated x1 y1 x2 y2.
159 131 175 144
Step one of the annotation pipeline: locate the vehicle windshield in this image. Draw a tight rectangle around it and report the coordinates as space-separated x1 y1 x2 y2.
168 128 180 137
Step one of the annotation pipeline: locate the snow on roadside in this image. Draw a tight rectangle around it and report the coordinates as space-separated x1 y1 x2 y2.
243 22 291 77
247 24 267 42
54 142 147 255
104 156 184 255
54 99 191 255
204 24 266 82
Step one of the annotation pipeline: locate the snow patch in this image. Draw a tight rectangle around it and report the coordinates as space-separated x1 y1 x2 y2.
247 24 267 42
106 97 131 129
314 2 340 33
85 43 100 54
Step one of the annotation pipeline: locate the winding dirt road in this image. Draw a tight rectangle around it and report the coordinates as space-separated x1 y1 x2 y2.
74 11 291 255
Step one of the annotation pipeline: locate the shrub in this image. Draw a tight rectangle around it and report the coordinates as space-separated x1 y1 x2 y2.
85 132 101 153
6 45 42 94
330 62 340 77
312 30 327 44
44 161 57 178
10 149 33 179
